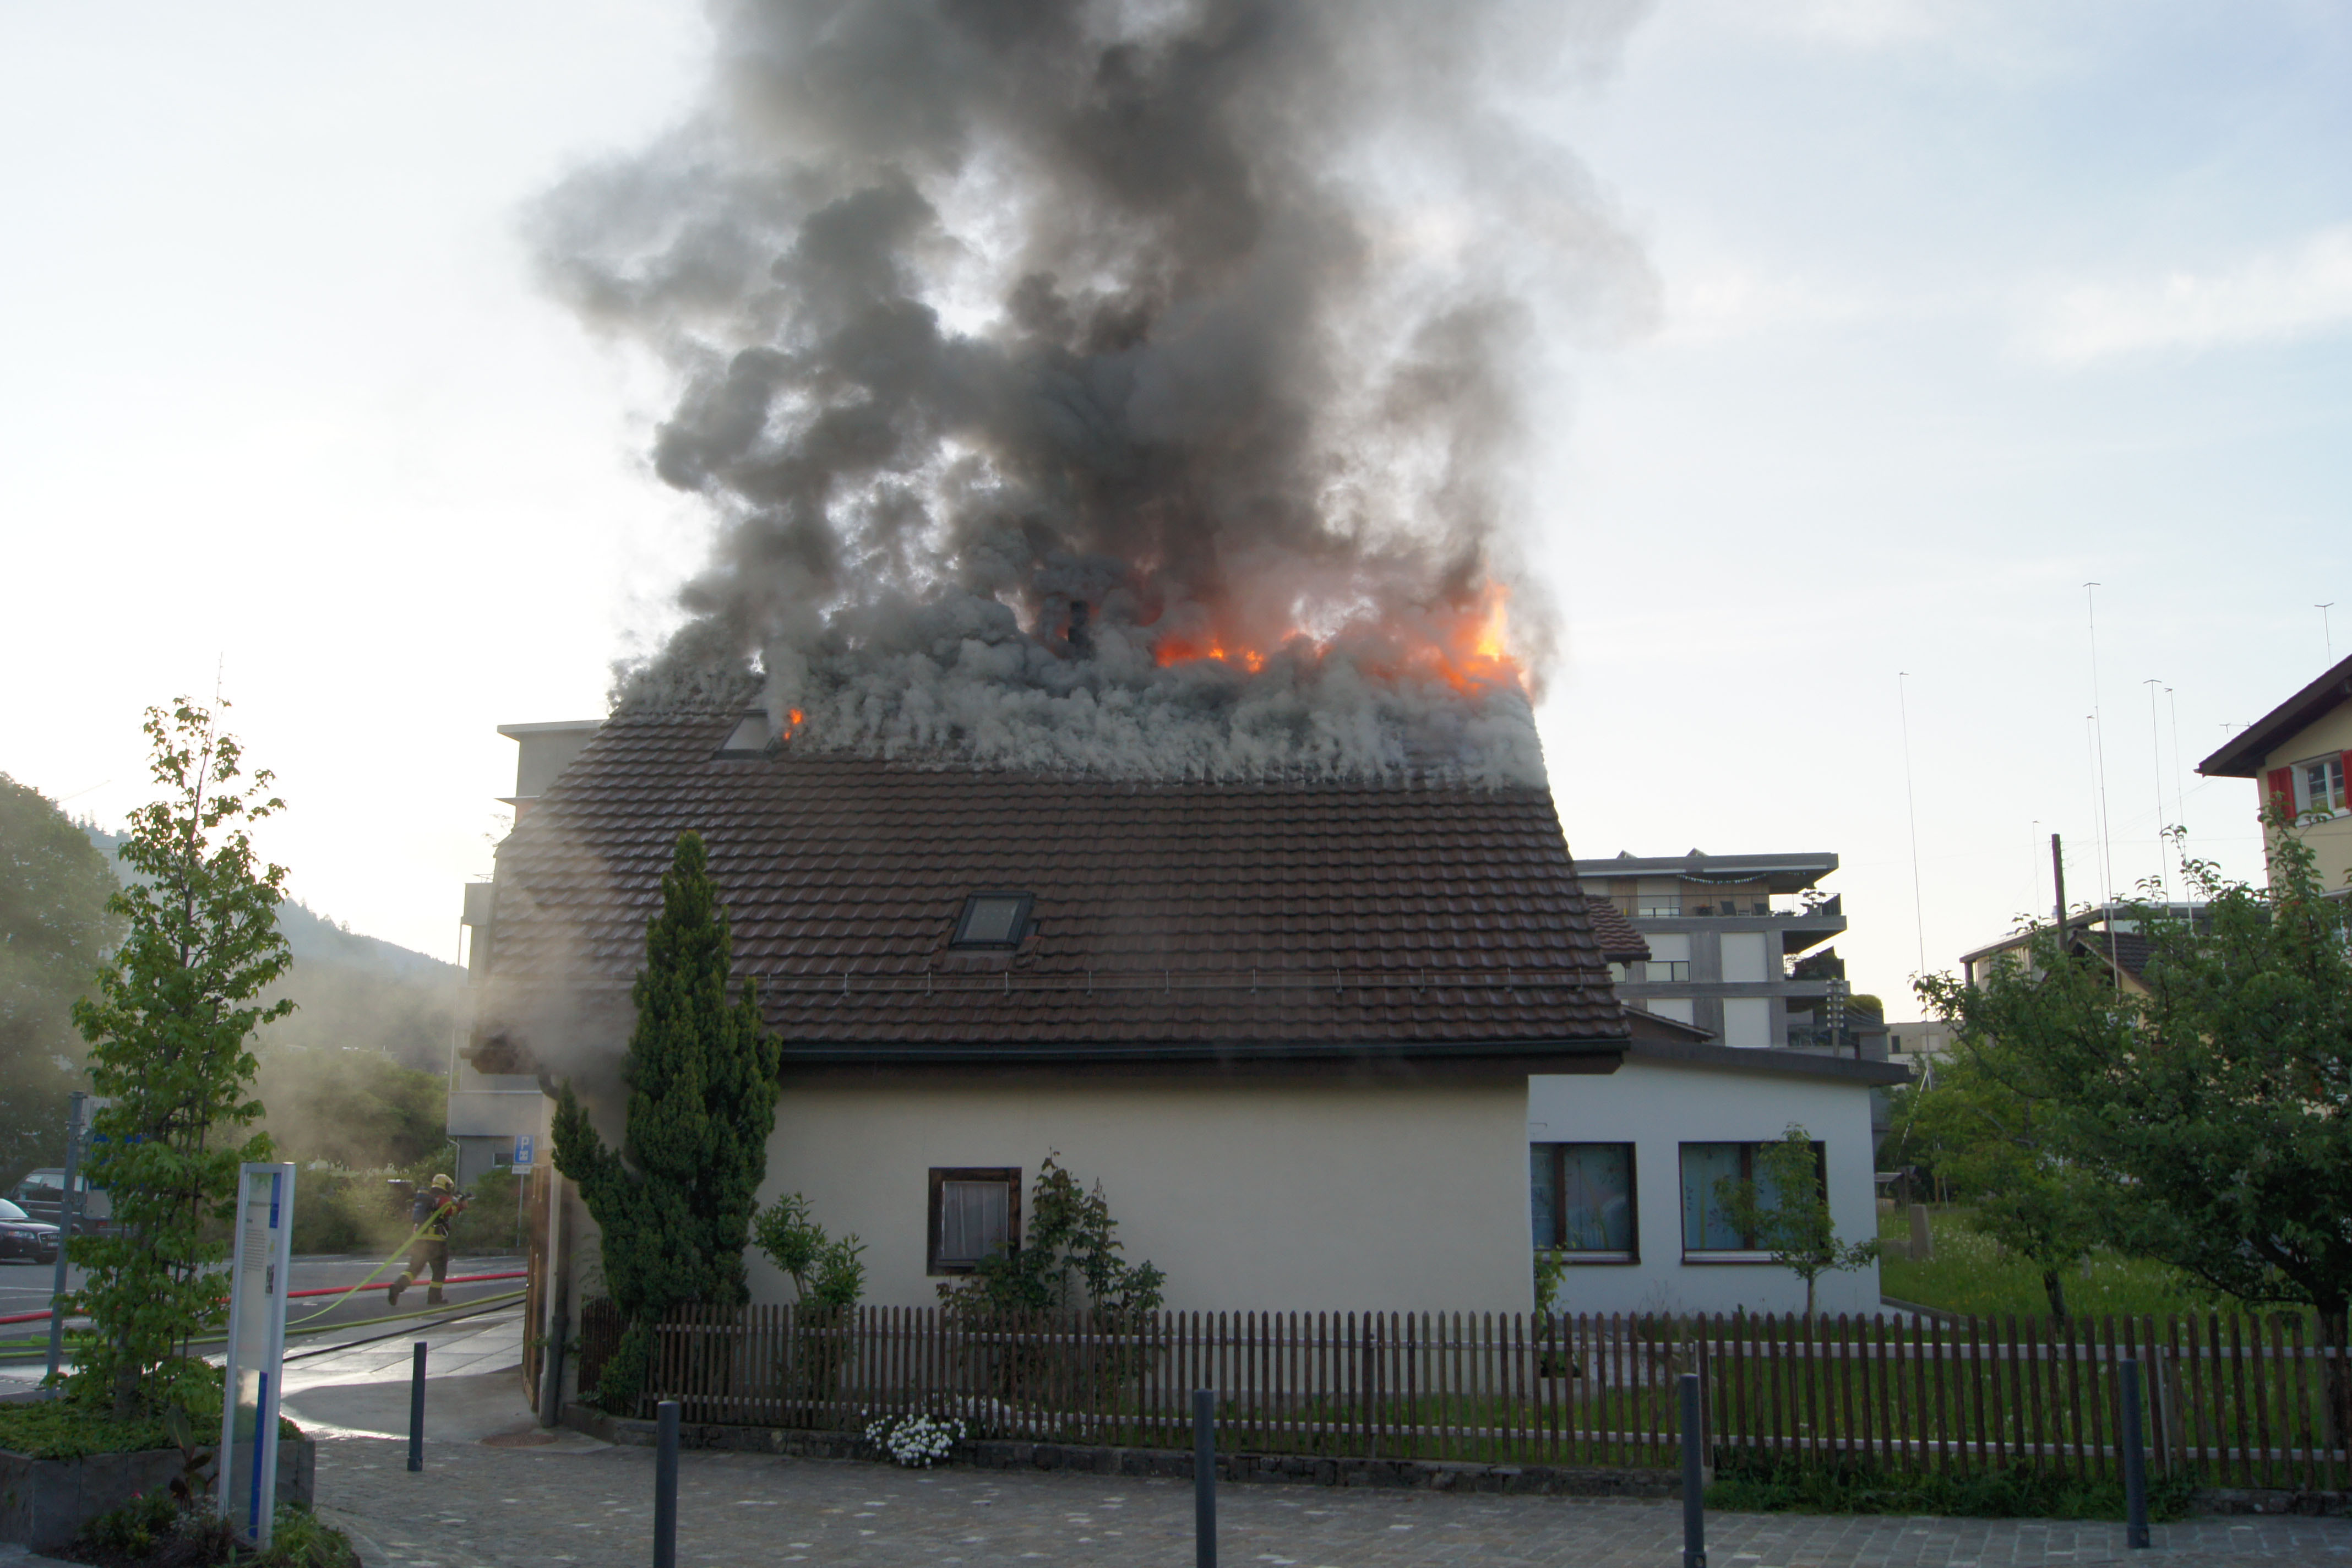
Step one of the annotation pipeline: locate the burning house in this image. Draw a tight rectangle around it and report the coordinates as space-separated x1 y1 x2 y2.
471 706 1624 1311
472 0 1896 1330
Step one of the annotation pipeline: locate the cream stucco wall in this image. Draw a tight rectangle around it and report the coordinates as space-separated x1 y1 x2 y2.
2262 706 2352 896
743 1066 1537 1314
1527 1054 1883 1317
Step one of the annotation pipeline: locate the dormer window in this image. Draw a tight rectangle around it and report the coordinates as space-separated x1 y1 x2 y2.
952 892 1034 948
714 712 772 759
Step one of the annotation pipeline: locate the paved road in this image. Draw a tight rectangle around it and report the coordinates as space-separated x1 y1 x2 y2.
309 1422 2352 1568
0 1253 525 1382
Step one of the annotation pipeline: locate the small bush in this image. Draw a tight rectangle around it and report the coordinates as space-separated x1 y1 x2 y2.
74 1491 179 1559
1706 1452 2197 1521
64 1497 354 1567
252 1504 361 1567
0 1371 298 1462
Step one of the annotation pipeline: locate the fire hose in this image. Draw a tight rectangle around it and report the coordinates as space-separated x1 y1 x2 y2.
0 1270 526 1327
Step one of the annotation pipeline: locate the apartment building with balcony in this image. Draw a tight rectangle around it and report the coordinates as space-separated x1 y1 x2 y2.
1573 850 1882 1058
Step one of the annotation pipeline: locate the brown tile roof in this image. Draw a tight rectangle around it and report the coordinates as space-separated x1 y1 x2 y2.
480 710 1629 1066
1581 900 1649 963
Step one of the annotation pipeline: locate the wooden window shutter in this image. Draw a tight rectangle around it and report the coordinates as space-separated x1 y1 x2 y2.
2267 766 2296 814
2339 752 2352 798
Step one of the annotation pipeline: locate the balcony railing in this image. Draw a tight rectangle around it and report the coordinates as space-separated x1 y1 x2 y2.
1607 892 1842 921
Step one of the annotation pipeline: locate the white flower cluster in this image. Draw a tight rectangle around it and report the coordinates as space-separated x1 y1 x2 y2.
864 1411 967 1468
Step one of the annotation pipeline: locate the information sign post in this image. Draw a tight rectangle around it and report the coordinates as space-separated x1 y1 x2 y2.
218 1162 296 1550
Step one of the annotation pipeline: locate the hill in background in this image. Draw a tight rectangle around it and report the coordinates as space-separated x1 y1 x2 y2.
74 820 466 1171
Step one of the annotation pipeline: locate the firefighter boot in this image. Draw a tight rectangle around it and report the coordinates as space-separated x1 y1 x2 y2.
426 1288 447 1306
388 1273 410 1309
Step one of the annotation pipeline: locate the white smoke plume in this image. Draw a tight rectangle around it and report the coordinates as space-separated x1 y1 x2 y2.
537 0 1656 785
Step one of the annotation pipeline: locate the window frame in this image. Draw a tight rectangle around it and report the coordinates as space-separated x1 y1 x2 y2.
927 1167 1021 1276
1529 1141 1639 1265
951 892 1035 949
1678 1140 1828 1263
712 712 774 759
2299 754 2349 819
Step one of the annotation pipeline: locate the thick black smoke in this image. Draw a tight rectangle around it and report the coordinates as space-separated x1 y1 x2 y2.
538 0 1654 783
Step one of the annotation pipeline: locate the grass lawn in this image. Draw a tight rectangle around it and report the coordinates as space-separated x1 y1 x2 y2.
1876 1206 2229 1320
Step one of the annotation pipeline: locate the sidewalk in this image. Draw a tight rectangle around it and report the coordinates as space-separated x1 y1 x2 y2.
310 1433 2352 1568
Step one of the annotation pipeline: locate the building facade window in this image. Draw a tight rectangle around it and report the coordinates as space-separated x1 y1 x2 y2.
1639 960 1689 982
1722 997 1773 1050
928 1167 1021 1275
1529 1143 1637 1261
1679 1141 1825 1257
2302 756 2348 818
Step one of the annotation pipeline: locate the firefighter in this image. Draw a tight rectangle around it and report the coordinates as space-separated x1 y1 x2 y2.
388 1174 467 1308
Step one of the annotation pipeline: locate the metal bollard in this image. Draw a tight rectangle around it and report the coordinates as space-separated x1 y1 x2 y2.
2120 1356 2149 1550
1680 1372 1706 1568
407 1342 427 1472
654 1400 680 1568
1193 1388 1217 1568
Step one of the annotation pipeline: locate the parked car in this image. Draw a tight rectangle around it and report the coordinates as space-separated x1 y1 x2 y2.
8 1170 111 1236
0 1199 60 1264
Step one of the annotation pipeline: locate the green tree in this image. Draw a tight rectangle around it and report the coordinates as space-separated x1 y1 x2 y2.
67 701 292 1415
551 831 780 1409
753 1193 867 1310
1889 1023 2106 1317
0 775 122 1189
1919 818 2352 1434
1714 1124 1879 1319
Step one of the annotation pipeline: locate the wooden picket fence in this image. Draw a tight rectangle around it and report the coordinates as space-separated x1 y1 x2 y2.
575 1300 2352 1485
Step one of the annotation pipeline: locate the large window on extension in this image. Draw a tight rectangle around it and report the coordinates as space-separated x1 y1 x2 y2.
928 1168 1021 1275
1679 1140 1825 1259
1529 1143 1637 1262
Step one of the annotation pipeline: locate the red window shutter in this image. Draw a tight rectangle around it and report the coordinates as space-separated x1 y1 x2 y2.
2267 766 2296 814
2339 751 2352 803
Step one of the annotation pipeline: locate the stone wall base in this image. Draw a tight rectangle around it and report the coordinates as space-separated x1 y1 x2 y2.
0 1439 314 1554
560 1406 1677 1498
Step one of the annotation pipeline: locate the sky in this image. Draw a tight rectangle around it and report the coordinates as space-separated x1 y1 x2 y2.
2 0 2346 1015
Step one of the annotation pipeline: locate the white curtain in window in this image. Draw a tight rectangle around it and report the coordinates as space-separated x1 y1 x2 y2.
939 1180 1010 1262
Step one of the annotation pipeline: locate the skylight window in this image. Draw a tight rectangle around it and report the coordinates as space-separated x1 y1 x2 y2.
952 892 1034 948
714 712 772 759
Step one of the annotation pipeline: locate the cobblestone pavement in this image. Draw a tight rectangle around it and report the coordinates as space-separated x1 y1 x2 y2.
315 1435 2352 1568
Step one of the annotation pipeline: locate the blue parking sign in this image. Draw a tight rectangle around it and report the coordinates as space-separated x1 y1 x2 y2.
513 1134 535 1168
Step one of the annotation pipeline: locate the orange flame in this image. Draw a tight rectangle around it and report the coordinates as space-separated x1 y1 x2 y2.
781 706 805 741
1152 637 1266 673
1151 582 1518 694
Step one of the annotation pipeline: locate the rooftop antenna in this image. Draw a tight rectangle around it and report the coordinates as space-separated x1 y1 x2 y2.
2322 603 2337 662
2029 818 2041 921
2167 685 2188 873
2084 585 2117 908
2144 678 2171 901
2085 715 2104 903
1898 672 1928 979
